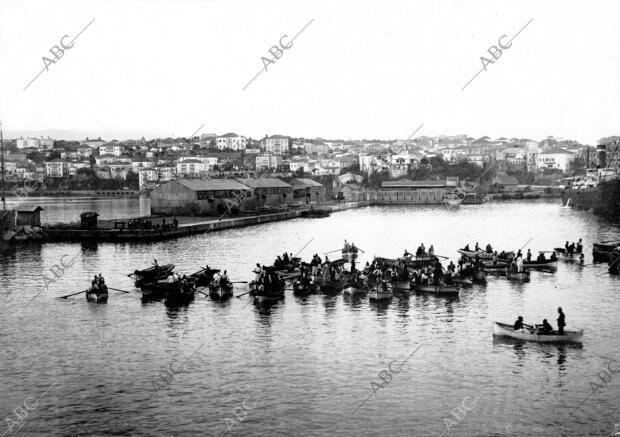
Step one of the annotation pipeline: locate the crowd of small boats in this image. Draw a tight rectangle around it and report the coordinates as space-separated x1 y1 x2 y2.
63 235 620 344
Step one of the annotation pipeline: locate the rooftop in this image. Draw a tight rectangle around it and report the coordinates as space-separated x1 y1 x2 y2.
174 179 250 191
381 179 447 188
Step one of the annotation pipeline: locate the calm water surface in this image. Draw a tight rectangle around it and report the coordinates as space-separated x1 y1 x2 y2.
1 199 620 436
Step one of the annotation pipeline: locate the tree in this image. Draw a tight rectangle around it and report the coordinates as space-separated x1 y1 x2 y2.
293 167 306 178
46 150 61 161
26 151 44 163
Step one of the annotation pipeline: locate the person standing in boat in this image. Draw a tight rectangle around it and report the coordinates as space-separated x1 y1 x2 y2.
526 249 532 262
463 243 470 252
557 307 566 335
475 242 480 251
428 245 435 256
576 239 583 254
221 270 229 287
153 259 159 270
516 255 524 273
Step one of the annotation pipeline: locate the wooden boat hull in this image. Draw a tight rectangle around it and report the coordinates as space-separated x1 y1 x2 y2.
134 264 175 287
209 285 234 299
293 282 318 295
593 240 620 262
493 321 583 343
343 285 367 296
86 285 108 303
374 255 437 269
254 294 284 305
506 271 530 281
523 260 558 269
369 283 392 300
412 283 460 295
472 269 487 283
458 249 514 260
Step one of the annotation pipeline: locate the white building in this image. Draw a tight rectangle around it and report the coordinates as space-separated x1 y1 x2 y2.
216 133 247 151
264 135 290 155
256 154 282 170
139 168 159 188
536 147 575 171
176 159 209 176
16 137 54 150
179 156 218 169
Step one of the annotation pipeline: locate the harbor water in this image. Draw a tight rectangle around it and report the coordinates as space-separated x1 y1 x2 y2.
1 198 620 436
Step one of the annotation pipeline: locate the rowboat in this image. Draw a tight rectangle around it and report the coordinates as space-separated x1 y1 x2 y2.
374 255 437 269
412 283 460 295
164 282 196 306
342 280 368 296
553 248 584 262
141 279 186 300
593 240 620 262
506 270 530 281
368 282 392 300
318 279 347 295
209 283 234 299
133 264 175 287
523 259 558 269
86 284 108 303
493 321 583 343
458 249 515 260
251 281 285 305
189 268 219 287
293 280 319 295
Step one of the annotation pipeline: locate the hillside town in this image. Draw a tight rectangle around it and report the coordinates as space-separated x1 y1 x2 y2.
2 132 617 216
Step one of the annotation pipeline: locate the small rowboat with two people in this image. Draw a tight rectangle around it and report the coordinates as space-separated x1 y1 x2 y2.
411 282 460 296
86 284 108 302
209 276 234 300
493 321 583 343
341 240 363 262
132 262 175 287
368 281 392 300
458 248 515 260
522 254 558 270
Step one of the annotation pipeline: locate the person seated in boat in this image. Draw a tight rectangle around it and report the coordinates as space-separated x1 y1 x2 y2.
539 319 553 334
428 245 435 256
485 244 493 253
403 250 412 257
475 242 480 251
463 244 471 252
221 270 229 286
181 275 189 287
447 261 456 273
526 249 532 262
550 252 557 261
491 252 498 265
283 252 289 264
513 316 525 330
576 239 583 254
351 243 357 252
167 274 175 284
509 260 518 273
92 275 98 287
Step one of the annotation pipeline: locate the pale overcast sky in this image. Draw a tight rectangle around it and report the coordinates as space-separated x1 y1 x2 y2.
1 0 619 144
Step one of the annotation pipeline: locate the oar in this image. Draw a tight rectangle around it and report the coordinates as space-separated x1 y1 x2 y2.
357 247 366 253
236 291 253 298
108 287 131 293
294 237 314 257
519 238 534 251
58 290 87 299
230 281 248 284
196 289 210 297
324 248 342 255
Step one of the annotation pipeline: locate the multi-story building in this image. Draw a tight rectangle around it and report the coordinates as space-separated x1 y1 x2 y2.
155 165 176 181
256 154 282 170
77 145 93 158
131 158 155 171
179 156 218 169
45 160 68 177
82 138 106 149
67 161 90 176
16 137 54 150
176 159 209 177
216 133 247 151
109 162 131 180
264 135 291 155
304 140 328 155
536 147 575 172
138 168 159 189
